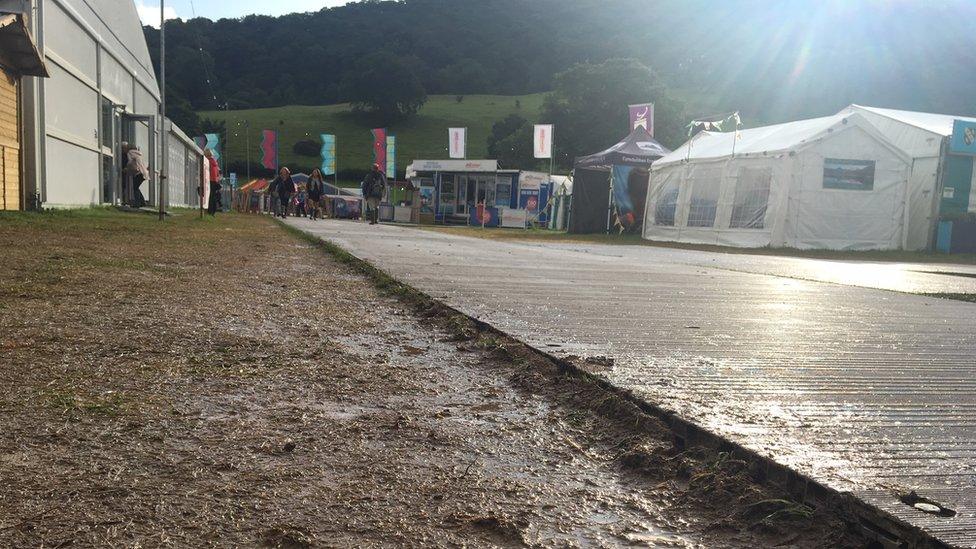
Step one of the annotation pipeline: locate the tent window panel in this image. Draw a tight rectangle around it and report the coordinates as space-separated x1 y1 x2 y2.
730 168 771 229
687 177 721 227
823 158 875 191
654 185 679 226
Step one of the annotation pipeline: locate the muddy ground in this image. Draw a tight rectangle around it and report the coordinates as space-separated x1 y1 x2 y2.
0 210 868 547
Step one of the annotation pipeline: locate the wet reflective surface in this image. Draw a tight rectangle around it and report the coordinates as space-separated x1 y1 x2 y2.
289 219 976 547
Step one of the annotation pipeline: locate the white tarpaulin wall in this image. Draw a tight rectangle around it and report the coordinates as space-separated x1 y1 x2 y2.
643 113 915 250
840 105 976 250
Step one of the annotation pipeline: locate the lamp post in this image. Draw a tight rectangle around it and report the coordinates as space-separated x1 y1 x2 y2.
158 0 166 221
243 120 251 183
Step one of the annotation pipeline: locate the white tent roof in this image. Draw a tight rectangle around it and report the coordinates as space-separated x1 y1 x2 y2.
655 113 855 168
845 105 976 137
551 175 572 194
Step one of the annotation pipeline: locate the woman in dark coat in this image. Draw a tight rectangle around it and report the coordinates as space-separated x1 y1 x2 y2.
268 167 296 218
307 168 326 220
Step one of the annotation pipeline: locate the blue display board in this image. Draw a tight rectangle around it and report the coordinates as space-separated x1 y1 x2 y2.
950 119 976 156
469 206 499 227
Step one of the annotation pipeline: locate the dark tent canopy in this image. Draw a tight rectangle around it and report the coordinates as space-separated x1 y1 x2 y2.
573 127 671 171
568 127 671 234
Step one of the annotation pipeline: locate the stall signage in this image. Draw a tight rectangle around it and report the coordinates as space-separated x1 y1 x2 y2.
519 171 547 191
519 189 540 212
411 159 498 172
950 119 976 155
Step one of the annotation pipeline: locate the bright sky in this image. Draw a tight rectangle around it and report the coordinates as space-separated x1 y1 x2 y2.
137 0 349 27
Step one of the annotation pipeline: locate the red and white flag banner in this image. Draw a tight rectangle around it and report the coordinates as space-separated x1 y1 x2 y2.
448 127 466 159
534 124 553 159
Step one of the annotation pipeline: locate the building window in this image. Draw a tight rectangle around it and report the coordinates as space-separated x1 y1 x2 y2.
100 98 113 149
823 158 875 190
440 175 455 214
654 185 679 226
730 167 771 229
687 177 721 227
495 176 511 207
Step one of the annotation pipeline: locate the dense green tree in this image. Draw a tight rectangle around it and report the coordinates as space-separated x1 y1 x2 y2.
487 115 538 170
541 59 686 167
339 53 428 121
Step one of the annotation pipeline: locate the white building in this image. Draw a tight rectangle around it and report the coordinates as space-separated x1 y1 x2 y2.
0 0 202 209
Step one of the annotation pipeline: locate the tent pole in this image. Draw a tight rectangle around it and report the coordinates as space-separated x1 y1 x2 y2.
731 117 739 157
606 168 613 234
548 142 554 231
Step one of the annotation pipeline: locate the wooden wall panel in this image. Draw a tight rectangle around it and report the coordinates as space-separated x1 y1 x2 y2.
0 68 20 210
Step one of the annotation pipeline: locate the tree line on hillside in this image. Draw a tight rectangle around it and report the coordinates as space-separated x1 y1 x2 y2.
215 58 685 180
148 0 976 125
149 0 976 172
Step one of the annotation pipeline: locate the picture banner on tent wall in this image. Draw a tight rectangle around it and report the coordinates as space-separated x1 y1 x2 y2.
612 165 635 230
534 124 553 159
611 165 647 233
629 103 654 136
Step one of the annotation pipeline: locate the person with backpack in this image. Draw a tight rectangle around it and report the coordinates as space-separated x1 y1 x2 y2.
362 163 387 225
268 167 296 218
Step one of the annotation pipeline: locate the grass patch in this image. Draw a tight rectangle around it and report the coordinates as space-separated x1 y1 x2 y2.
43 389 127 419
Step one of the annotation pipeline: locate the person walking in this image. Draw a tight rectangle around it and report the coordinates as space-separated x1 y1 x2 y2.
268 167 296 218
205 148 221 216
124 145 149 208
362 163 387 225
307 168 325 220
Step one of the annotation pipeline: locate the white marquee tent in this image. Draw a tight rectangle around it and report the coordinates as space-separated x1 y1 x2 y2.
642 112 921 250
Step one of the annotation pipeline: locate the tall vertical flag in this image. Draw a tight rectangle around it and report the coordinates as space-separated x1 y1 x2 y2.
193 136 207 150
386 135 396 178
371 128 387 169
629 103 655 135
448 127 466 159
260 130 278 170
534 124 553 159
320 134 336 175
204 133 222 161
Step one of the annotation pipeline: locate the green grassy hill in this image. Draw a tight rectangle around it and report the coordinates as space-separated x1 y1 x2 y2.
201 94 545 183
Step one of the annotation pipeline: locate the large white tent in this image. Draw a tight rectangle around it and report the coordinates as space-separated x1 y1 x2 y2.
642 112 917 250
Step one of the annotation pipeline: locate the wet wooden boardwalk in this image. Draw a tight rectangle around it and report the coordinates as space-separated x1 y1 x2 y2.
289 219 976 547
